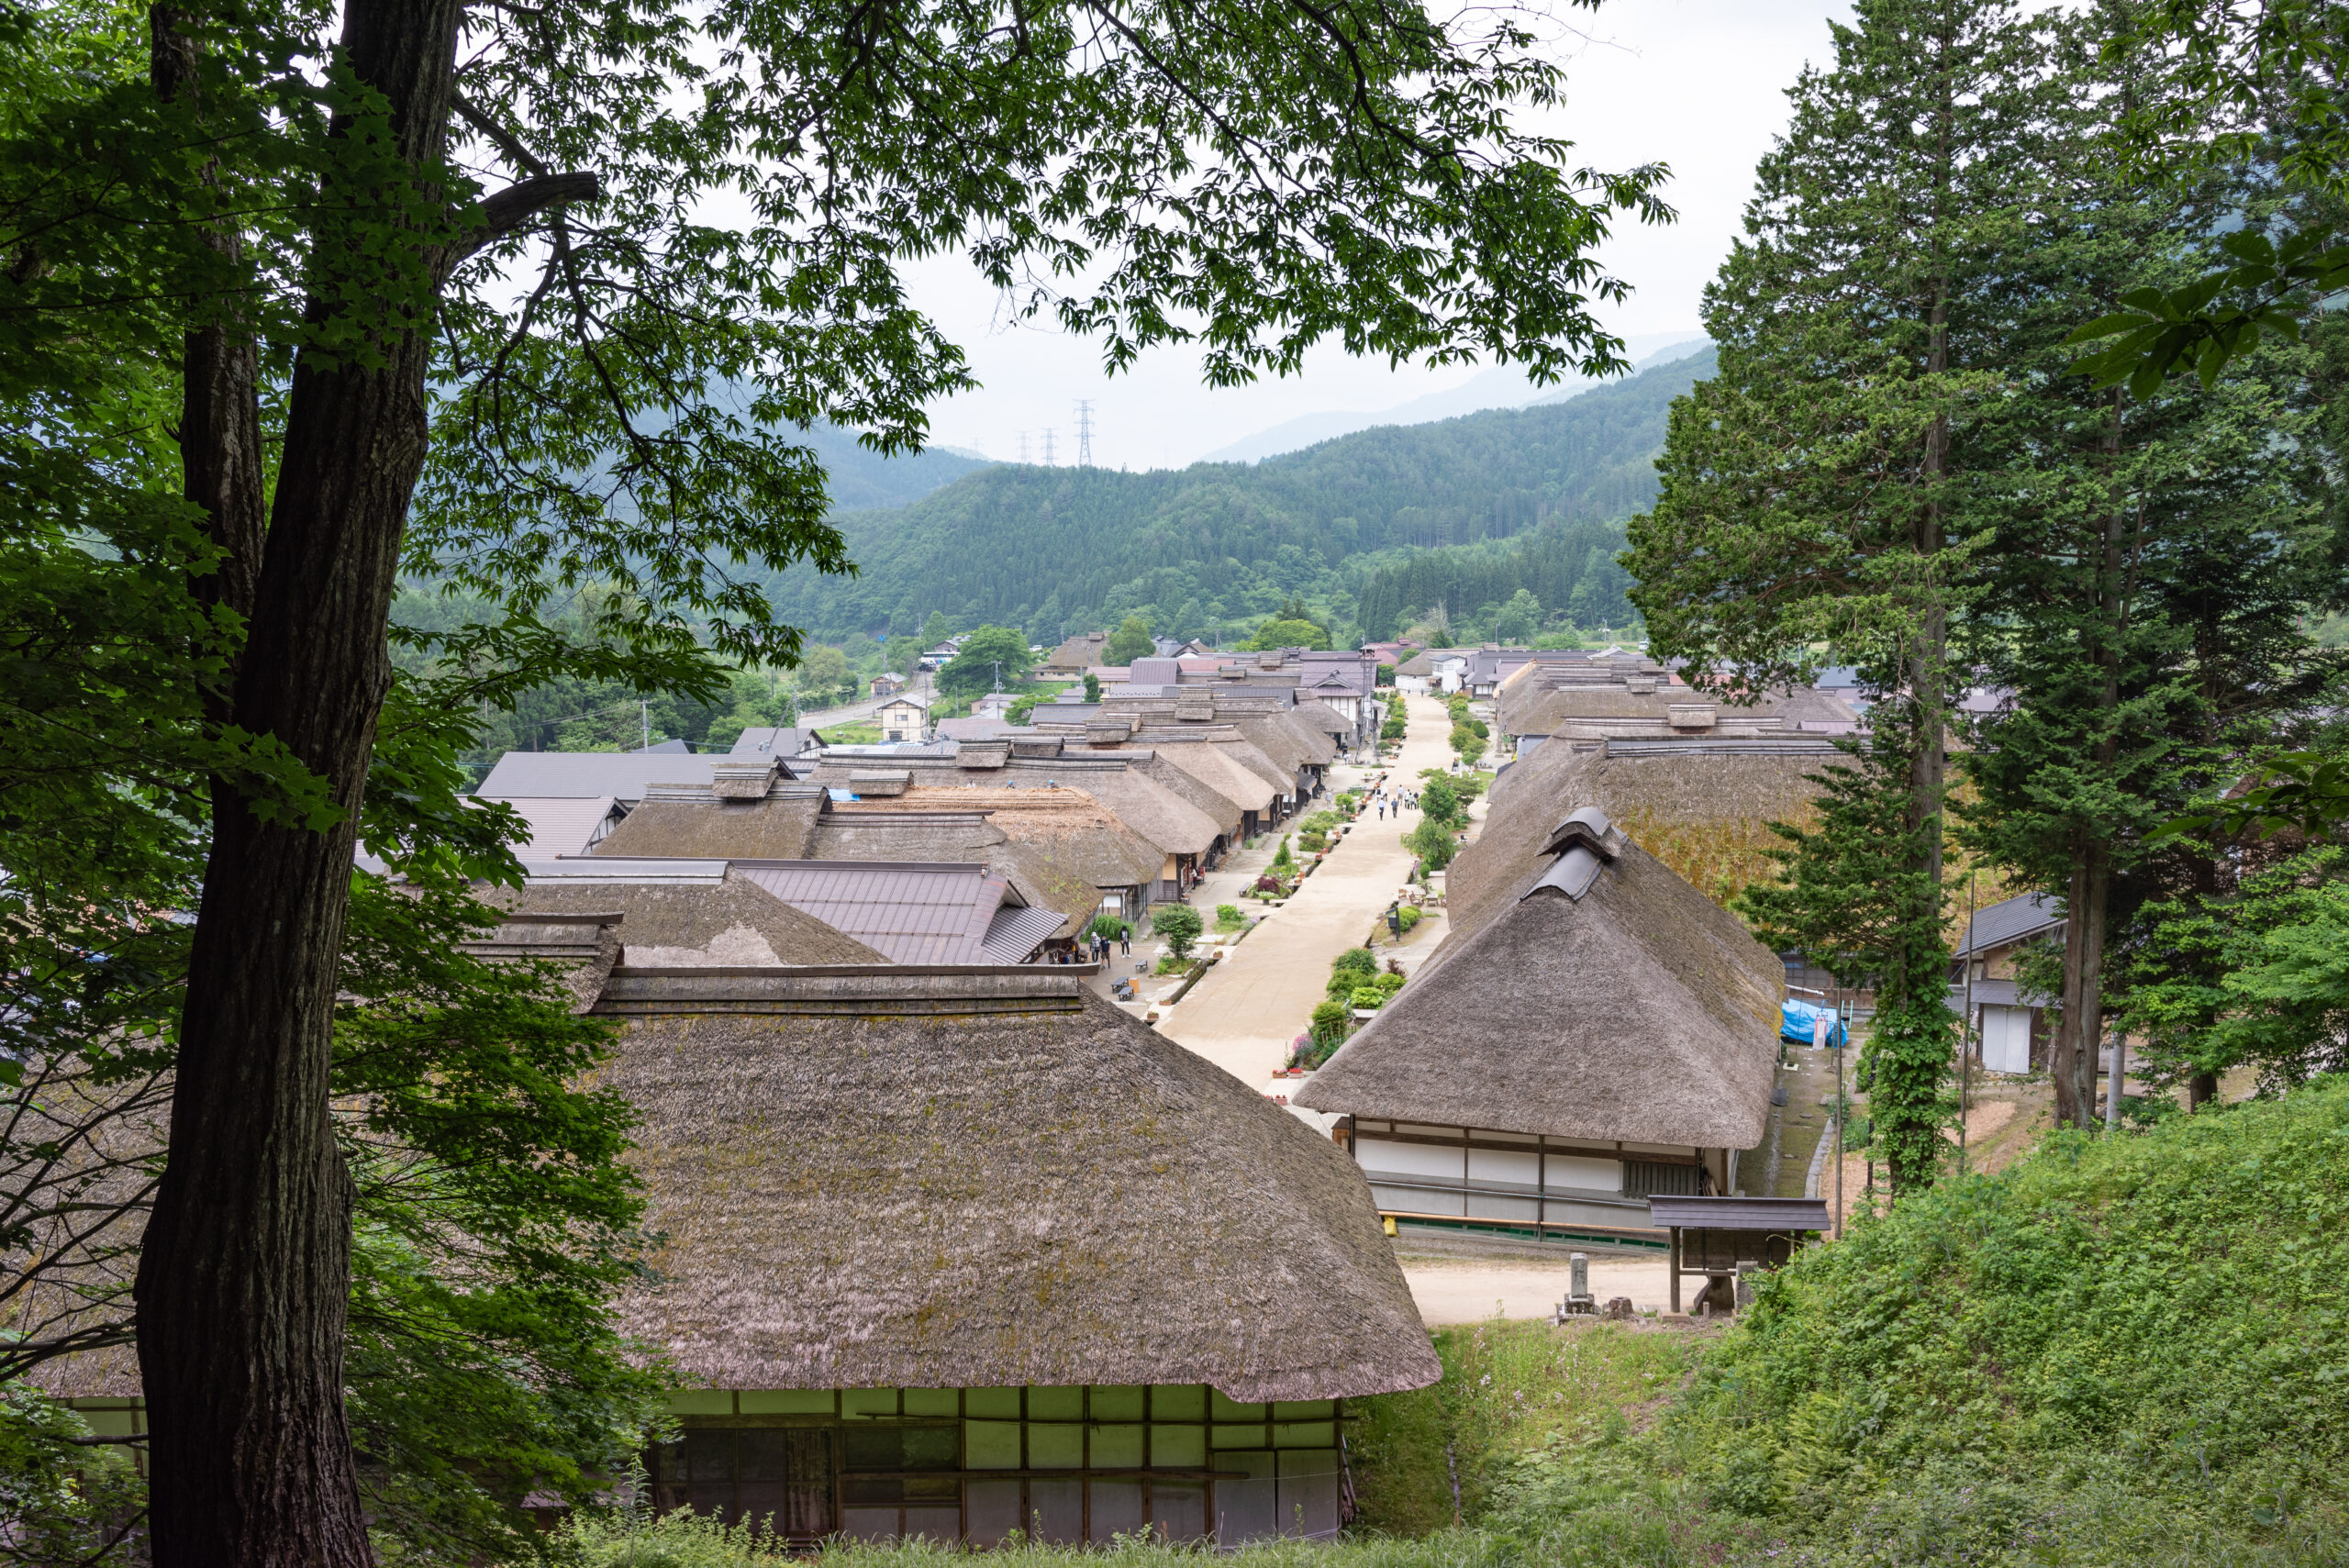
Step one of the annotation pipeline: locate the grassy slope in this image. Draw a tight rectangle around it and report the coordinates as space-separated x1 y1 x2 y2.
546 1080 2349 1567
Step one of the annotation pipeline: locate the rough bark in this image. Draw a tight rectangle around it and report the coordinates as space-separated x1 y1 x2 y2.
150 7 267 698
133 4 467 1564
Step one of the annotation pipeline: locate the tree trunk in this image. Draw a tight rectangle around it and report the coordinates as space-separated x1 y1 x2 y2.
134 4 466 1563
150 6 267 692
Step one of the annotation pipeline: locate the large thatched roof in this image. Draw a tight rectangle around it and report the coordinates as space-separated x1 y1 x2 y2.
1295 812 1779 1151
594 973 1439 1401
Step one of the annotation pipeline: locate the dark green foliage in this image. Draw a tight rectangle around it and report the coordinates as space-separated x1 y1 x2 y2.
2122 849 2349 1095
1675 1080 2349 1533
755 351 1712 642
935 625 1035 699
1403 816 1458 872
1104 614 1154 665
1419 774 1463 826
1741 713 1952 1194
1082 672 1102 703
1150 904 1203 961
1358 512 1652 643
1085 914 1130 941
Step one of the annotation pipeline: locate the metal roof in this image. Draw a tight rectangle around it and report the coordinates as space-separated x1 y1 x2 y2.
981 904 1069 963
478 795 622 857
1954 891 2063 958
478 751 718 800
732 860 1049 965
728 727 825 757
1647 1195 1831 1231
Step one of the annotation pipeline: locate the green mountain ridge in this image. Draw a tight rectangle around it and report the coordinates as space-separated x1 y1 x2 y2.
761 346 1716 644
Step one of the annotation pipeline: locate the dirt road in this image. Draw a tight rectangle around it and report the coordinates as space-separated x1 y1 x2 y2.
1158 695 1456 1090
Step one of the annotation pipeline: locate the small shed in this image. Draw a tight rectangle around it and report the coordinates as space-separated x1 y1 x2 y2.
1951 892 2063 1073
1647 1195 1831 1313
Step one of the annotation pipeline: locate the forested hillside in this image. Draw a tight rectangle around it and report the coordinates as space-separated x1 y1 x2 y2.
761 347 1714 642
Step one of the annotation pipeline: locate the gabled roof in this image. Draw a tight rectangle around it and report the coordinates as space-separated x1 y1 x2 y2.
477 795 624 857
1955 891 2064 958
1296 806 1780 1149
729 727 827 757
732 860 1054 963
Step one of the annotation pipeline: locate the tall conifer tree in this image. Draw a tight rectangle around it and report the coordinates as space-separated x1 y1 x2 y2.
1628 0 2052 1188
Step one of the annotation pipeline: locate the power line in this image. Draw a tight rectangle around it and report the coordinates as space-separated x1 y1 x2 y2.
1074 399 1094 466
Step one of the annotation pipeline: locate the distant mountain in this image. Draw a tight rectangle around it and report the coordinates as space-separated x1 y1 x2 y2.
1196 333 1709 463
762 346 1716 643
797 423 994 510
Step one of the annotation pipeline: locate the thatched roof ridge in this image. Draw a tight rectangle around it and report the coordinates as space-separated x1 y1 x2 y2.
1212 736 1297 797
837 786 1163 891
599 981 1438 1400
485 877 885 966
592 788 825 860
804 814 1091 921
809 755 1219 861
1121 738 1274 816
1290 698 1353 740
1294 826 1779 1150
1223 711 1330 773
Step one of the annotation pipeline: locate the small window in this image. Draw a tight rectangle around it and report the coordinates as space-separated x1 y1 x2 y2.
1624 1160 1700 1198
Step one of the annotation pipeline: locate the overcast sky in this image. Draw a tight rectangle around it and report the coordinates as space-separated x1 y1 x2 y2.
907 0 1853 470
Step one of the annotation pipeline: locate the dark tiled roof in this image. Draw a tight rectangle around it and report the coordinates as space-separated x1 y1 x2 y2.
1955 891 2063 958
1647 1195 1831 1231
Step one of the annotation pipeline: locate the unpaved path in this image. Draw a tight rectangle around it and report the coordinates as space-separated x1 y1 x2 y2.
1400 1254 1675 1325
1158 695 1456 1091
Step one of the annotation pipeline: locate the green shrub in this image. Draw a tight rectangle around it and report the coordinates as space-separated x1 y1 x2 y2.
1350 985 1386 1009
1397 906 1423 929
1148 903 1203 961
1298 830 1328 853
1085 914 1129 941
1404 816 1457 872
1309 998 1351 1043
1331 946 1378 980
1373 970 1406 993
1214 903 1245 930
1273 835 1294 867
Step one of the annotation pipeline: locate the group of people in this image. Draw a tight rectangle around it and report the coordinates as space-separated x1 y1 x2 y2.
1087 927 1130 962
1371 785 1421 821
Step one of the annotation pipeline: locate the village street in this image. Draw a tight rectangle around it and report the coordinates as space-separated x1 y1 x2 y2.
1157 693 1458 1093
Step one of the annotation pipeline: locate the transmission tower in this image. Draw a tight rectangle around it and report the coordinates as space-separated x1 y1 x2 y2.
1018 430 1029 464
1074 399 1095 466
1041 428 1056 466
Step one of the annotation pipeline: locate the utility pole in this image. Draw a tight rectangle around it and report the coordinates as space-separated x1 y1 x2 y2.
1042 428 1056 466
1074 399 1094 466
641 700 650 751
1960 870 1976 1173
1018 430 1029 464
2106 1028 2128 1130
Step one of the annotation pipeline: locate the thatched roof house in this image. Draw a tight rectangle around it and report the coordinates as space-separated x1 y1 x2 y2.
567 939 1435 1546
1295 805 1782 1240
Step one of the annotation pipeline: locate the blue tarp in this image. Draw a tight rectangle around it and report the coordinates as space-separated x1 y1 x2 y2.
1782 998 1848 1048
